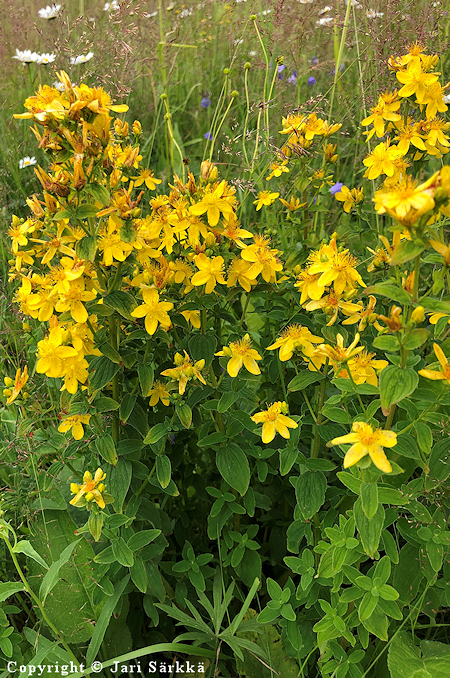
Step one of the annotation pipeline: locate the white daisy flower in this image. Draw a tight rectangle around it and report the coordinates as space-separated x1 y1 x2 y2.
104 1 119 10
19 156 37 169
234 37 244 45
316 16 333 25
53 80 65 92
319 5 332 14
38 4 61 19
70 52 94 65
443 94 450 104
262 8 272 14
248 50 256 57
144 10 158 17
179 8 193 17
366 8 384 17
36 53 56 64
13 49 40 63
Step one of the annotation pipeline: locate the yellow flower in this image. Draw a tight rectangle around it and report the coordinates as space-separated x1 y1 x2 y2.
329 421 397 473
318 333 363 366
36 329 78 378
191 253 226 293
294 270 325 303
251 401 298 444
396 61 439 101
307 241 366 296
334 186 364 213
429 239 450 266
373 175 435 223
189 180 234 226
418 343 450 385
253 191 280 211
181 310 201 329
265 160 289 181
361 91 402 140
304 291 363 328
226 258 256 293
55 279 97 324
267 324 323 362
70 468 106 508
5 366 29 405
363 141 402 180
60 354 89 394
337 350 388 387
58 413 91 441
393 121 427 156
132 168 162 190
240 236 283 283
148 381 170 406
131 288 174 335
215 334 262 377
161 351 206 395
279 196 305 212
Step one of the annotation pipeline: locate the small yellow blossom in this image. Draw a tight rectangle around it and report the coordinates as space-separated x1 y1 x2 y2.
70 468 106 508
132 168 162 190
253 191 280 211
335 186 364 213
363 141 403 180
58 413 91 441
329 421 397 473
191 253 226 293
418 343 450 385
215 334 262 377
189 180 234 226
161 351 206 395
265 160 289 181
5 366 29 405
148 381 171 406
251 401 298 444
267 325 323 362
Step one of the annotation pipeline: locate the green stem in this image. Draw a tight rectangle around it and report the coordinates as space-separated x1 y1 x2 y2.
412 254 421 302
311 362 328 458
109 314 120 443
329 0 352 118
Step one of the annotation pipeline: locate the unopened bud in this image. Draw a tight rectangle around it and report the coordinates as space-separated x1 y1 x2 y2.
411 306 425 324
132 120 142 135
244 62 251 70
3 389 12 397
85 492 94 503
223 68 230 75
4 377 13 387
205 232 216 247
200 160 218 182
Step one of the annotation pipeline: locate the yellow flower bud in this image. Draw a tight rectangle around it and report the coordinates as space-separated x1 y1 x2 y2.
3 389 12 397
97 483 105 493
200 160 218 182
205 232 216 247
70 483 80 494
85 492 94 503
83 471 92 482
22 323 31 332
23 393 29 400
4 377 13 387
132 120 142 135
174 352 184 366
411 306 425 324
280 401 289 414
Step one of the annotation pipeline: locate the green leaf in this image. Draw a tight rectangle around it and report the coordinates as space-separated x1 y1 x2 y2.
364 282 412 305
103 291 136 319
403 328 430 350
95 434 117 466
156 455 171 489
358 592 378 622
128 529 161 552
295 471 326 520
321 405 351 424
188 333 217 367
420 298 450 315
379 365 418 411
388 632 426 678
89 303 114 317
394 434 421 461
198 431 227 448
360 482 379 520
86 575 130 666
138 364 154 397
217 392 239 412
337 471 362 495
75 204 99 219
288 371 324 391
143 423 168 445
0 582 24 602
355 497 385 558
216 445 250 496
362 605 388 641
425 440 450 491
390 240 425 266
108 459 132 512
13 541 49 570
381 530 399 564
39 540 81 603
75 235 97 262
120 394 137 424
112 538 134 568
93 545 116 564
99 342 122 365
415 422 432 454
89 356 120 394
127 401 149 437
94 397 120 412
279 447 299 476
130 555 147 593
372 335 400 352
176 403 192 428
86 182 110 205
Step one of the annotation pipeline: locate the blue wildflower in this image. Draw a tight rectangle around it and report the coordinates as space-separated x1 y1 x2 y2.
308 76 317 86
312 56 319 65
329 182 344 195
204 131 213 141
288 70 297 85
278 64 285 80
201 97 211 108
